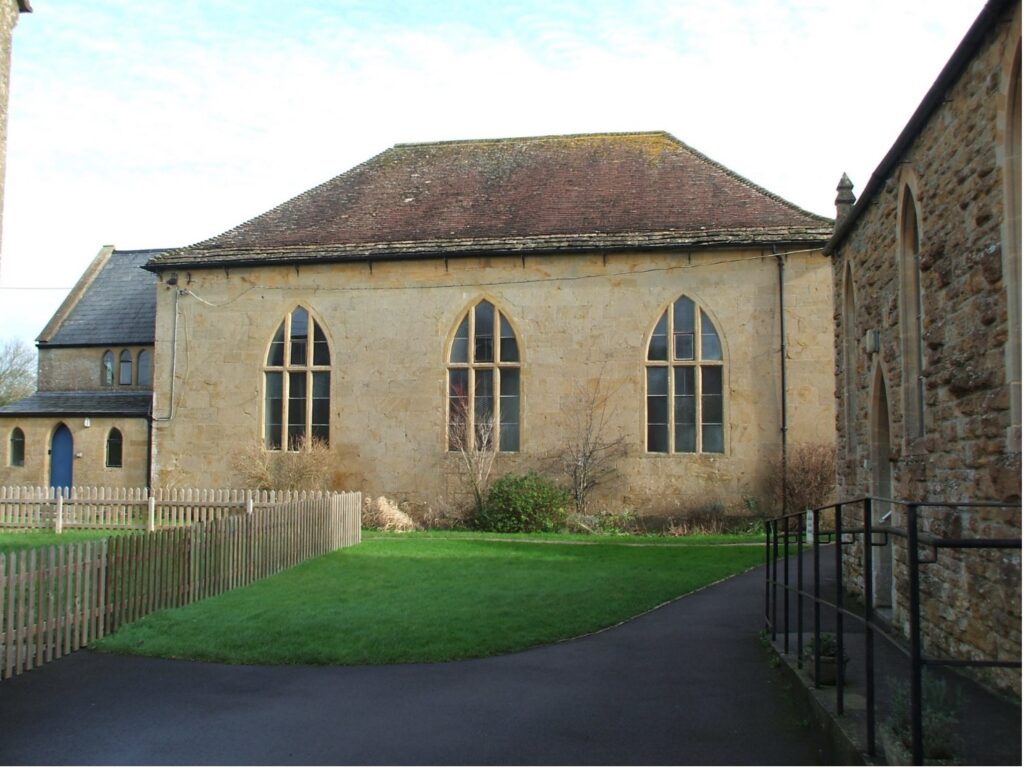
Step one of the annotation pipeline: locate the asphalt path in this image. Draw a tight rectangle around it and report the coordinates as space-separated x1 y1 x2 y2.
0 561 834 765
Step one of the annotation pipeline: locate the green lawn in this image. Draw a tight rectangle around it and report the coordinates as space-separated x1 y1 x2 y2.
0 528 128 553
93 536 764 665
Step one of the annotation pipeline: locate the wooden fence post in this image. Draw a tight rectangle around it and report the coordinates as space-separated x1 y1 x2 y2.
55 492 63 535
147 497 156 533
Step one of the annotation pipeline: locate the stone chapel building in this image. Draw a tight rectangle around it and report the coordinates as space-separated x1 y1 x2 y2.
0 131 837 519
826 0 1021 690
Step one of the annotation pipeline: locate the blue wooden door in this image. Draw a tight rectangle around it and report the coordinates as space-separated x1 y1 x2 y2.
50 424 74 490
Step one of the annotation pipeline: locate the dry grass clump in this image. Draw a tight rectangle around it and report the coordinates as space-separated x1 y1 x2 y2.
665 508 728 536
234 436 334 491
362 496 418 532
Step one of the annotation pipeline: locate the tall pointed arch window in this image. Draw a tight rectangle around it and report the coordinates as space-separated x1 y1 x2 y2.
899 187 925 439
137 350 152 387
9 428 25 467
645 295 725 454
264 307 331 450
118 350 133 386
105 428 123 468
447 300 521 452
843 263 858 442
101 350 114 386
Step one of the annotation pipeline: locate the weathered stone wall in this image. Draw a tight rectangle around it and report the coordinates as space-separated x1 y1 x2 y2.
150 246 836 519
833 3 1021 693
37 346 154 391
0 416 149 488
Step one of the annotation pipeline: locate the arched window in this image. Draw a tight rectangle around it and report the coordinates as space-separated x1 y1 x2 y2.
899 186 925 440
645 295 724 453
101 350 114 386
105 428 123 468
264 307 331 450
118 350 133 386
9 428 25 467
447 299 521 452
137 350 152 387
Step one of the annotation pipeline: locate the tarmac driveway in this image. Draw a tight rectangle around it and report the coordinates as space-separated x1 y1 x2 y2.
0 562 833 765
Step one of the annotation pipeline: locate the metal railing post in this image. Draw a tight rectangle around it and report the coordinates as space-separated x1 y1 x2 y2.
783 512 791 653
765 520 771 632
908 503 924 766
771 519 779 641
864 497 876 757
797 510 804 666
835 502 845 715
812 508 821 686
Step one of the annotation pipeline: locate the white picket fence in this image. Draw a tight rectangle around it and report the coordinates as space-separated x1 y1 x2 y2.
0 486 342 531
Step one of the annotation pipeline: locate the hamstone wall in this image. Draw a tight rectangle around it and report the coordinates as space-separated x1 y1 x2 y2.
833 3 1021 693
37 346 154 391
150 247 835 520
0 416 149 488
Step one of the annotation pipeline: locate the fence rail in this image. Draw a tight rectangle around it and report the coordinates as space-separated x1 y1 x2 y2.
764 497 1021 765
0 486 337 531
0 491 361 681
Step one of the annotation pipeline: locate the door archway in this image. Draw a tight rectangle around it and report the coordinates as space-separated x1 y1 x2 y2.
50 423 74 491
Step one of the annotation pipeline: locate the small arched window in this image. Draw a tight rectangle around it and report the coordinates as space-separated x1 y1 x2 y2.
9 428 25 467
106 428 123 468
101 351 114 386
264 307 331 450
843 263 858 442
118 350 133 386
447 299 521 452
137 350 152 387
645 295 725 453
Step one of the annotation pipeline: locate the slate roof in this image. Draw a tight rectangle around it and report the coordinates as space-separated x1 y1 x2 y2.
150 132 833 270
0 391 151 417
40 249 163 347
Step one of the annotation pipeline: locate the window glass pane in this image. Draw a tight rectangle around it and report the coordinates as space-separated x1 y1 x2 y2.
313 322 331 366
499 368 520 451
474 369 494 449
674 367 696 453
137 350 152 387
267 323 285 366
700 310 722 361
288 372 307 448
499 314 519 362
290 308 309 366
648 312 668 361
102 351 114 385
265 372 282 450
106 429 123 468
702 366 724 453
119 350 132 385
311 372 330 444
10 428 25 467
474 301 494 363
451 316 469 363
448 369 469 450
646 367 669 452
674 297 695 360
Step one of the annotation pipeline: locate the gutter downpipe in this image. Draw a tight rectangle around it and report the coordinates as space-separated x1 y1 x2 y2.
774 244 788 516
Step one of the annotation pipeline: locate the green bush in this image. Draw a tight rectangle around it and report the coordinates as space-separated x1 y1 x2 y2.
476 471 570 533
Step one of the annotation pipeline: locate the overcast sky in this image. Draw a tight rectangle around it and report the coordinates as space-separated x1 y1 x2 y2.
0 0 988 350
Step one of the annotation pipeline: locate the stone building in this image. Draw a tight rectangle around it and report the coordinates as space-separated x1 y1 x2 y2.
2 132 837 520
825 0 1021 690
0 0 30 264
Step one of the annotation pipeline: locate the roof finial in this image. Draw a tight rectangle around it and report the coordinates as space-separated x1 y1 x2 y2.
835 173 856 229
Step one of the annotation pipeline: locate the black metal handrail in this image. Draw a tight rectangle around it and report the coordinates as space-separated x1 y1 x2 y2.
764 497 1021 764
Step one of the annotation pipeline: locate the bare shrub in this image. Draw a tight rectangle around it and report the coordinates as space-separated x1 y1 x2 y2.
556 371 627 517
766 442 838 515
448 400 498 516
362 496 418 532
665 505 727 536
234 435 334 491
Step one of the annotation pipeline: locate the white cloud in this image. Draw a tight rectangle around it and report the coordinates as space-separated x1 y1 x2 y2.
0 0 989 347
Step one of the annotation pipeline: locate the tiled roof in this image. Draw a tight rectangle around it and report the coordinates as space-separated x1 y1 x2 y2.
0 391 152 417
150 132 832 269
40 249 163 347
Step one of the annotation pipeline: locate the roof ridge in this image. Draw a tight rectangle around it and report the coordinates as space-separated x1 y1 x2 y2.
392 130 672 149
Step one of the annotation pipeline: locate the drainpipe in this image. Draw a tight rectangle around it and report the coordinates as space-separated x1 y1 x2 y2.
774 245 788 515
